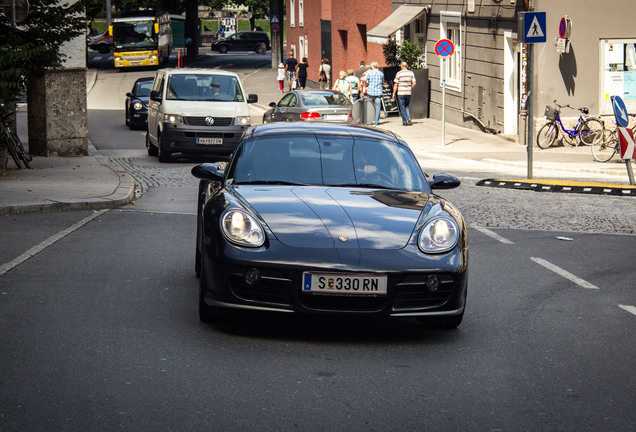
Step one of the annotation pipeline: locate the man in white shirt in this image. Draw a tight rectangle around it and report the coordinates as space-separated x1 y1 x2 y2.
392 62 416 126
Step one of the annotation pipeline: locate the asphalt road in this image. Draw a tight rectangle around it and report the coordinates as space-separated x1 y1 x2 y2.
1 51 635 431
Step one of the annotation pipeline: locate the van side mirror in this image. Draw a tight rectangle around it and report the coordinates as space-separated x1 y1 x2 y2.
247 94 258 104
150 90 162 102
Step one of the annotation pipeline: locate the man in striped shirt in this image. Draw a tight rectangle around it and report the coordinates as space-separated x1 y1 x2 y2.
392 62 417 126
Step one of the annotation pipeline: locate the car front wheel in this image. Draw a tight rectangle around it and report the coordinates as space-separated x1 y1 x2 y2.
157 132 171 162
218 45 228 54
146 131 158 156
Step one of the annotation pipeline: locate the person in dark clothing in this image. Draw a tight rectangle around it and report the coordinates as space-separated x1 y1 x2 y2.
297 57 309 89
284 51 298 92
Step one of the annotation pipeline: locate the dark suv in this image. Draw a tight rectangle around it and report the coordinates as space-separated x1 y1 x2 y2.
211 31 270 54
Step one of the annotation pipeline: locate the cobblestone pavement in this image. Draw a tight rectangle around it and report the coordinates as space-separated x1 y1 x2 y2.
109 157 636 236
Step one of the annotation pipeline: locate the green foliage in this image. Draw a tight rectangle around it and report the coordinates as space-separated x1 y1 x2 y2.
382 38 399 67
0 0 87 105
398 40 423 69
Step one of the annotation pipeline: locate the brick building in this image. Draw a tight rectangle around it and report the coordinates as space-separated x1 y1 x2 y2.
285 0 391 84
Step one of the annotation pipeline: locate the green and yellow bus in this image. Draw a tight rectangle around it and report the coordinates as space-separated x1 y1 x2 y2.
110 12 175 68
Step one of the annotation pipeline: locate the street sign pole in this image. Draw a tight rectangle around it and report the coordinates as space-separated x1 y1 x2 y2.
526 42 534 179
442 58 446 147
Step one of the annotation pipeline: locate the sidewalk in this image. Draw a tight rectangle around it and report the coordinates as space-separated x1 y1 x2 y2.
1 64 634 215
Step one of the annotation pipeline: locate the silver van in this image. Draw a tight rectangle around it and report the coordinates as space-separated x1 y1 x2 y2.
146 68 258 162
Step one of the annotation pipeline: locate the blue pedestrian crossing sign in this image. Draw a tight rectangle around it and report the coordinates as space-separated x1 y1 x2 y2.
611 96 630 128
271 14 280 24
519 12 546 44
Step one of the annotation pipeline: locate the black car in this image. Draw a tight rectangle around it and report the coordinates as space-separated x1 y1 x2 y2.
211 31 270 54
125 77 153 130
263 90 353 124
192 123 468 329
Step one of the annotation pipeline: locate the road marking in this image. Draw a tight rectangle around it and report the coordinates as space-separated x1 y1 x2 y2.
619 305 636 316
530 257 599 290
0 210 108 276
471 225 515 244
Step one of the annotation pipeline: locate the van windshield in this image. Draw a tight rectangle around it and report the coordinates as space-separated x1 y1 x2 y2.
166 74 245 102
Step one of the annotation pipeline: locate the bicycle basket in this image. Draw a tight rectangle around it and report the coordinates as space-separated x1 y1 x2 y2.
545 105 559 121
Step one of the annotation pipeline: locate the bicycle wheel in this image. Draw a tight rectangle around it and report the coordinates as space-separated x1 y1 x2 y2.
592 129 617 162
9 131 31 168
4 133 23 168
578 118 604 146
537 122 558 149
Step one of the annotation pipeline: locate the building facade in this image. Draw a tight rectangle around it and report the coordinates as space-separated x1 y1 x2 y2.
287 0 636 142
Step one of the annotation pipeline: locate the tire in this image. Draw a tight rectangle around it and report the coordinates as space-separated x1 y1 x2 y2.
98 44 109 54
195 182 205 277
592 129 617 163
578 118 604 146
157 132 171 163
9 132 31 168
146 131 158 156
125 106 129 126
199 249 222 324
218 45 228 54
5 134 23 169
537 122 558 149
256 43 266 54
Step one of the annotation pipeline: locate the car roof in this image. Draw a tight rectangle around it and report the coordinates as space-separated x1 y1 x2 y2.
135 77 154 83
245 123 405 144
159 68 240 78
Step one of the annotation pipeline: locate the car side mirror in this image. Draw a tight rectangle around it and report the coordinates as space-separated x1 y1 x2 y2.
150 90 162 102
126 92 133 97
247 94 258 104
429 173 460 190
191 163 225 182
269 102 276 107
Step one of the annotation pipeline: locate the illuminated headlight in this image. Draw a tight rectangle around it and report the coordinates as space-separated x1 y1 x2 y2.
149 55 157 60
163 114 183 124
133 101 143 111
221 209 265 247
114 56 122 62
418 216 459 253
235 116 250 126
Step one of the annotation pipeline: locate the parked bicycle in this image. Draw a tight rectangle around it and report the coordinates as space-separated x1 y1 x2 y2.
1 103 31 169
592 114 635 162
536 100 604 149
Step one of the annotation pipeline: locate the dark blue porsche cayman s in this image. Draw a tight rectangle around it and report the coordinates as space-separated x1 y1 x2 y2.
192 123 468 328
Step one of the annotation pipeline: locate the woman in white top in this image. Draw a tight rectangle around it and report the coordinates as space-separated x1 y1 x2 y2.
318 58 331 90
333 70 352 99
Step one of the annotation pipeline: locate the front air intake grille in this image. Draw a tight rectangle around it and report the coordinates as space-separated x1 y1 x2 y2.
184 117 233 127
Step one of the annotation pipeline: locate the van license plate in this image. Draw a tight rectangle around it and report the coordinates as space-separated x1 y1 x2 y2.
197 138 223 145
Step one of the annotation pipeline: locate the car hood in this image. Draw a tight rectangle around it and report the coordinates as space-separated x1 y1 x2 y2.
233 186 432 249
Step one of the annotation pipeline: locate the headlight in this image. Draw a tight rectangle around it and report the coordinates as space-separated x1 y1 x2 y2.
235 116 250 126
221 209 265 247
163 114 183 124
133 101 143 111
418 216 459 253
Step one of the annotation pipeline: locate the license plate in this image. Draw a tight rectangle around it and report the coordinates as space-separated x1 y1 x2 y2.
302 272 387 295
197 137 223 145
323 114 348 122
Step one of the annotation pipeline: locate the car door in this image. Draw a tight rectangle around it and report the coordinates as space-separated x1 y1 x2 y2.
270 93 293 122
147 73 165 144
283 94 300 121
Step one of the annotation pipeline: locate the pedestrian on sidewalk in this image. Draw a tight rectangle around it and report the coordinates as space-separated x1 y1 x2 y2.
392 61 416 126
346 69 360 103
359 61 384 126
318 58 331 90
333 70 352 99
276 63 286 93
297 57 309 89
284 51 298 92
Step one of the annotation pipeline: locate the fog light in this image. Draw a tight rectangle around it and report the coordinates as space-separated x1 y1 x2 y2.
245 268 260 285
426 275 440 292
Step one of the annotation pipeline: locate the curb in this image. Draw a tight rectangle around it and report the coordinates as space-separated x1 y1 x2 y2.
0 144 136 215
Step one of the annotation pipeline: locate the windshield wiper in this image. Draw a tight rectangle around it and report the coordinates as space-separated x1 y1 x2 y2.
235 180 311 186
339 183 394 190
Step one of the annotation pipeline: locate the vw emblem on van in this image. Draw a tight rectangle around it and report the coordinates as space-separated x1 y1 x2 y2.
205 116 215 126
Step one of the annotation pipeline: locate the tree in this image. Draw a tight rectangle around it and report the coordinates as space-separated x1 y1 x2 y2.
0 0 87 105
398 40 423 69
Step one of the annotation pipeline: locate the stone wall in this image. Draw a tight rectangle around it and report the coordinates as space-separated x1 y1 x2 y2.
27 68 88 156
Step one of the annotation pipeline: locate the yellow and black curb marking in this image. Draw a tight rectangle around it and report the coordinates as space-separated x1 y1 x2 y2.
476 179 636 196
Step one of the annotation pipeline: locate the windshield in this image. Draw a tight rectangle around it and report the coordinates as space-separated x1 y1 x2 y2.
113 20 156 49
166 74 245 102
227 134 428 191
301 92 351 106
135 81 153 97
